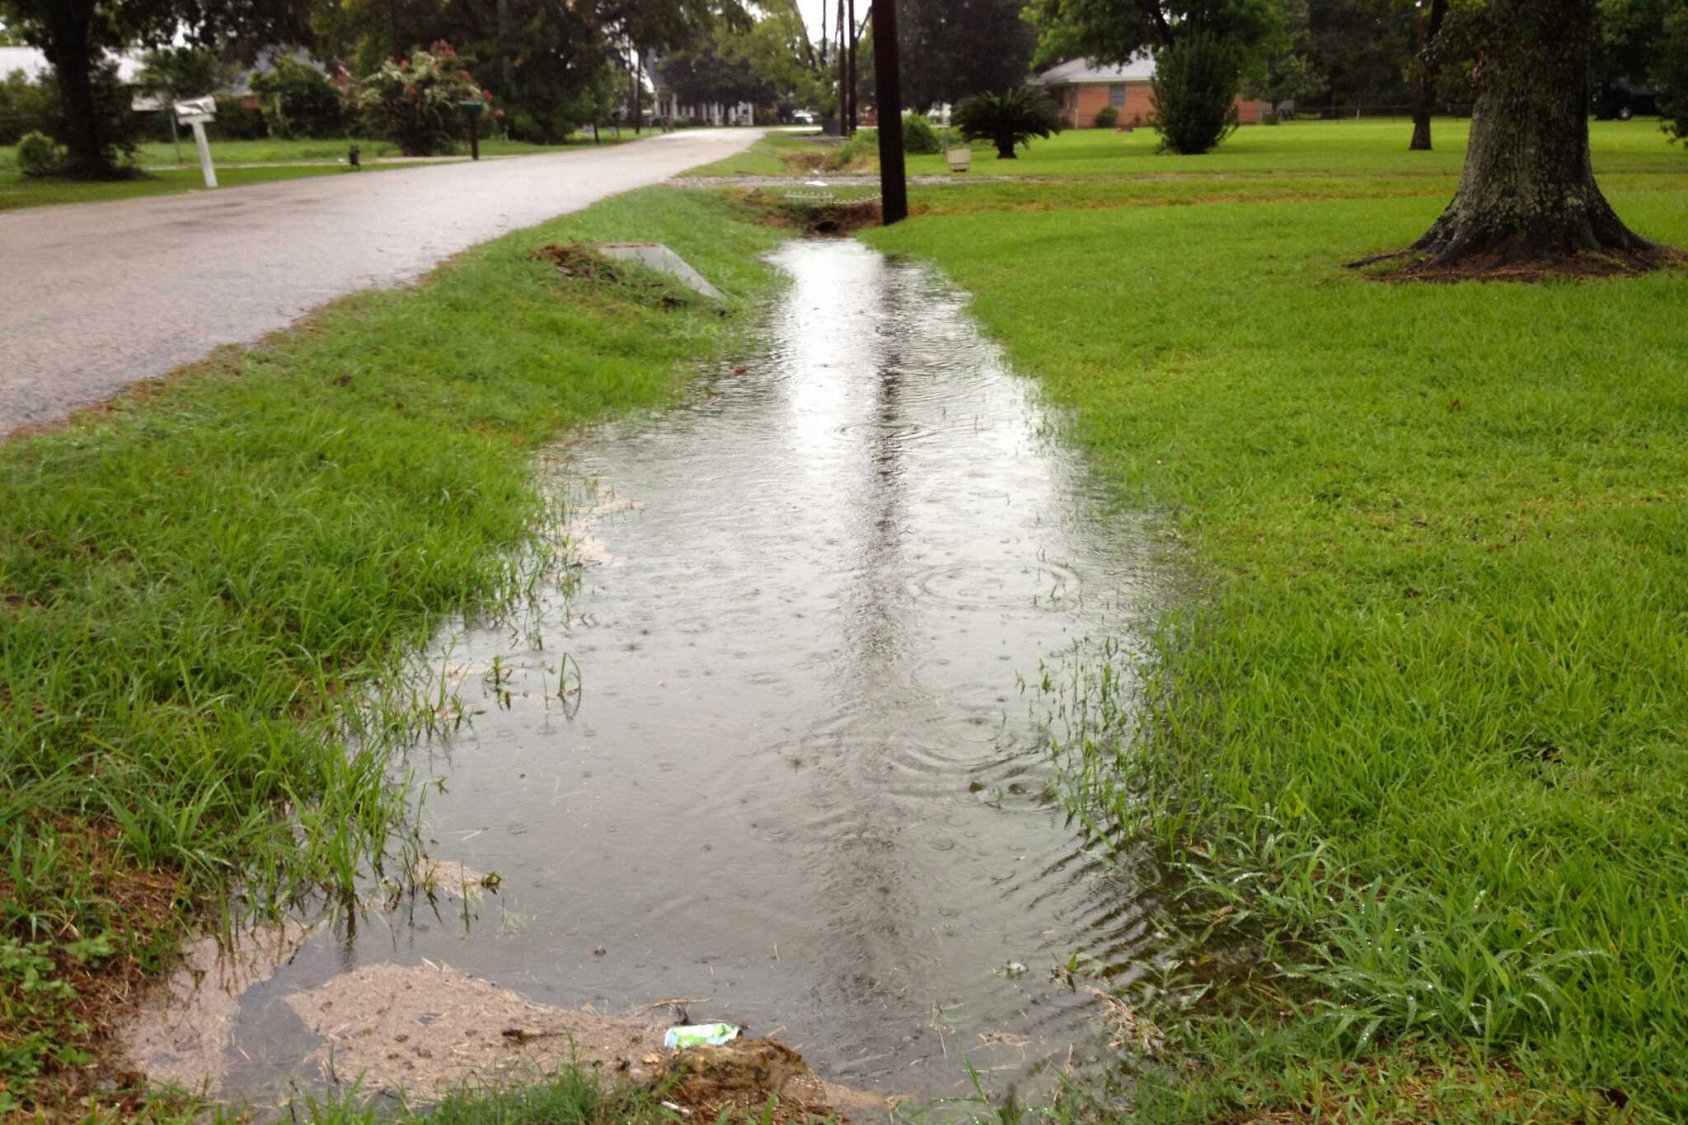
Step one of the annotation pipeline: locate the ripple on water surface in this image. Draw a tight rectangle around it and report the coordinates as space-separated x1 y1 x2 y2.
157 239 1170 1105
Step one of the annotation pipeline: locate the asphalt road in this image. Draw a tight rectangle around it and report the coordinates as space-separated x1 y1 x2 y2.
0 128 763 435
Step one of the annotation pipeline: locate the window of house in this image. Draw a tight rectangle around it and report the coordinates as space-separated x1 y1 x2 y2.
1109 84 1126 108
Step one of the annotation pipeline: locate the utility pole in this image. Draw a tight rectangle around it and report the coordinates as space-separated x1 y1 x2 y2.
846 0 858 134
872 0 907 224
836 0 848 135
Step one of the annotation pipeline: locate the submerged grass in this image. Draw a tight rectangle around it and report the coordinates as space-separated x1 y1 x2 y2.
0 186 784 1110
864 129 1688 1122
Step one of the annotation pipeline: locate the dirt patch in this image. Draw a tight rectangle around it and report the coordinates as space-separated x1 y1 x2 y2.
119 922 311 1097
282 961 663 1100
536 242 632 283
0 821 185 1115
730 189 883 236
281 963 888 1119
653 1039 886 1125
1351 245 1686 283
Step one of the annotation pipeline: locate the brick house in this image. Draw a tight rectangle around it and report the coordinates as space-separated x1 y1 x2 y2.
1031 56 1264 129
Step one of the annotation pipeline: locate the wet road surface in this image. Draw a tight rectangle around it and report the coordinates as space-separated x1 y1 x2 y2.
150 240 1170 1106
0 129 761 435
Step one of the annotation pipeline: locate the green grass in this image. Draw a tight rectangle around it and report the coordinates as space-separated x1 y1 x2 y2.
680 129 835 177
0 162 413 213
901 117 1685 178
863 130 1688 1122
0 186 784 1110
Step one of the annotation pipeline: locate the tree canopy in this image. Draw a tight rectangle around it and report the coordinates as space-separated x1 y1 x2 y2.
896 0 1037 110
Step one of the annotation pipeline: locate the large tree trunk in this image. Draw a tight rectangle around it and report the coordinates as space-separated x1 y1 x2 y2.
43 0 116 179
1413 0 1649 264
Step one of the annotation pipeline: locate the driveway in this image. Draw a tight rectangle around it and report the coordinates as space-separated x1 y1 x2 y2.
0 128 762 435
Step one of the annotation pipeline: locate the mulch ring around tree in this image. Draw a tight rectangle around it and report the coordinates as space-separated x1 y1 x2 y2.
1348 245 1687 284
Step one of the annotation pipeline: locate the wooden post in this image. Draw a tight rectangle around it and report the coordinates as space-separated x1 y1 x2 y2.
872 0 906 224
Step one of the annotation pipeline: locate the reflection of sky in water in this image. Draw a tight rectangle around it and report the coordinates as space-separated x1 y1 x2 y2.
178 240 1171 1108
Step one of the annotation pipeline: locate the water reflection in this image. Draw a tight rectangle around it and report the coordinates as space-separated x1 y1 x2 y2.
184 239 1170 1104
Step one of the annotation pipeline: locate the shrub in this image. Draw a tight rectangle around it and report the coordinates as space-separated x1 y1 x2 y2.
0 68 58 146
14 130 59 177
359 41 488 156
1094 105 1118 128
252 57 346 140
902 113 941 154
954 86 1061 159
213 96 271 140
1151 33 1240 155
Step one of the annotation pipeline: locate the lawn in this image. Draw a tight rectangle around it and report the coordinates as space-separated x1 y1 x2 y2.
679 128 838 176
0 186 784 1114
864 121 1688 1122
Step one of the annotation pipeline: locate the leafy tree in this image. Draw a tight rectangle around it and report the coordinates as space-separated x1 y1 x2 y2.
896 0 1037 112
954 84 1061 158
358 39 486 154
0 65 57 144
730 0 836 118
1408 0 1656 266
251 55 346 138
1028 0 1280 154
0 0 311 176
658 26 773 112
135 46 221 103
1028 0 1281 67
1152 31 1240 151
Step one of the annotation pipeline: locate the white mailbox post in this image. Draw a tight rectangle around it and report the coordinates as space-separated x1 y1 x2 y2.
173 95 219 189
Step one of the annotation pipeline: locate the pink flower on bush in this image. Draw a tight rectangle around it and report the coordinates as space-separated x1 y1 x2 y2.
481 88 494 101
398 58 410 70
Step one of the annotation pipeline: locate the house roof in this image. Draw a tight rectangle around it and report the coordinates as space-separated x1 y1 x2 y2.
1031 55 1156 85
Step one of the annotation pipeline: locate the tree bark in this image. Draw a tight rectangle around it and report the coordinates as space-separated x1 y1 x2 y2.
1408 0 1447 151
42 0 116 178
1413 0 1649 264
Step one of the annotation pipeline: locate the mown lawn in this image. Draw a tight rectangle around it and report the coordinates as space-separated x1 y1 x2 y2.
679 128 834 176
863 124 1688 1123
0 187 783 1113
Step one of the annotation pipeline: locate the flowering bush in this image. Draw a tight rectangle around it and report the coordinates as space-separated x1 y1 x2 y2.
358 42 490 156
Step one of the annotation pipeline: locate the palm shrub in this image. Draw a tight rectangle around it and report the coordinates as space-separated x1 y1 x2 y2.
1150 32 1241 155
953 86 1061 159
359 41 489 156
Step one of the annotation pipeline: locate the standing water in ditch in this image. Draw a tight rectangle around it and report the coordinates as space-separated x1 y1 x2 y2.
137 240 1170 1106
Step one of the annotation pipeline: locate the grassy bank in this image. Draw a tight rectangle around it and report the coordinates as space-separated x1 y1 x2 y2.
864 133 1688 1121
0 186 783 1112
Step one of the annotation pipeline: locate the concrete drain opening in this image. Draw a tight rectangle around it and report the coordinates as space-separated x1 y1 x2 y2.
594 242 723 299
